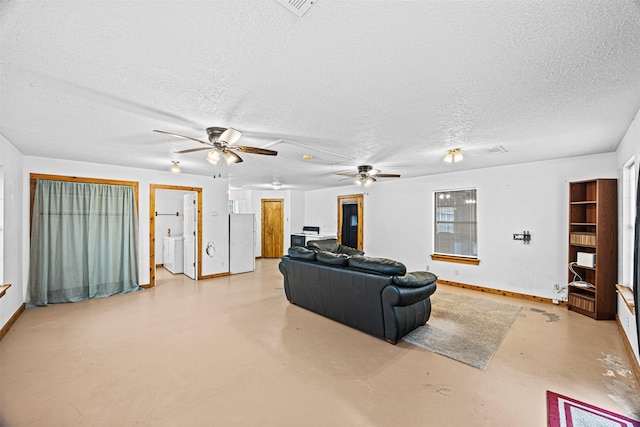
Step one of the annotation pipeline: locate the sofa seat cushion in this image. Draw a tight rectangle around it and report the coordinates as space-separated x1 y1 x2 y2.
316 251 349 266
348 256 407 276
392 271 437 288
288 246 317 260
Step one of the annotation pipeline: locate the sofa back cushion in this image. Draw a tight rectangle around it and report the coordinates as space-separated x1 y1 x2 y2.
306 238 339 253
336 245 365 256
347 256 406 276
392 271 437 288
288 246 317 260
316 251 349 266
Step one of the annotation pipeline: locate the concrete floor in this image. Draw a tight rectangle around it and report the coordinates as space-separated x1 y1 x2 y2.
1 259 638 426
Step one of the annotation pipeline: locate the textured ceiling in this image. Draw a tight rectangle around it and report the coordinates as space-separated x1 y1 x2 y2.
1 1 639 190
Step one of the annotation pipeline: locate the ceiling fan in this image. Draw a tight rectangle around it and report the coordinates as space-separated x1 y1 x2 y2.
153 127 278 165
336 165 401 186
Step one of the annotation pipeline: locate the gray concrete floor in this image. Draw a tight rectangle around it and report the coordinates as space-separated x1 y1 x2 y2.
1 258 638 426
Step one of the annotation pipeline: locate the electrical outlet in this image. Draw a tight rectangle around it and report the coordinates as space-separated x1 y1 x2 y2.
455 269 459 276
426 264 430 271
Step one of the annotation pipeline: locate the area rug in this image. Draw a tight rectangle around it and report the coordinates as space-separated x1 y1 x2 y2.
402 291 521 370
547 390 640 426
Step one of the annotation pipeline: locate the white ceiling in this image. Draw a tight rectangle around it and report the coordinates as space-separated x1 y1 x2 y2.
1 1 639 191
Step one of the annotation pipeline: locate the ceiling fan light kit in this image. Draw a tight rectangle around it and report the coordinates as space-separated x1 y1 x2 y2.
444 148 463 163
171 161 180 173
355 176 376 187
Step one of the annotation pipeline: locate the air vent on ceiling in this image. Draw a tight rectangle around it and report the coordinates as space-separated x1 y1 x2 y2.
487 145 507 154
275 0 315 17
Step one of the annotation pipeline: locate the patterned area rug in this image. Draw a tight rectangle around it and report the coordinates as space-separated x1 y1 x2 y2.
403 291 521 370
547 391 640 426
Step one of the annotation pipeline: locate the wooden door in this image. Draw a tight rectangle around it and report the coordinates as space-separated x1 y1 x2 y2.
261 198 284 258
338 194 364 250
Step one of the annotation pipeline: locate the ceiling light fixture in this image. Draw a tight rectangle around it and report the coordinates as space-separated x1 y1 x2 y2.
207 148 240 166
207 150 220 165
443 148 463 163
171 161 180 173
222 150 240 165
355 175 376 187
271 182 282 190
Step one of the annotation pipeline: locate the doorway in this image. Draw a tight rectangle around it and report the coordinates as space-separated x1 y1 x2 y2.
261 198 284 258
338 194 363 250
149 184 203 288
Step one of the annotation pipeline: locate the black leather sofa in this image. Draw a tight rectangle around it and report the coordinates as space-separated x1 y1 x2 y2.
279 246 437 344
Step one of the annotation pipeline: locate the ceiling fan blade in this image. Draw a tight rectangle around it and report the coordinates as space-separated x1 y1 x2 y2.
235 146 278 156
369 169 381 176
376 173 401 178
219 128 242 145
335 172 358 177
174 146 211 154
153 130 210 146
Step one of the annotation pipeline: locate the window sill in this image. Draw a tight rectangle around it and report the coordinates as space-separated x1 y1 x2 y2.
430 254 480 265
616 284 635 314
0 284 11 299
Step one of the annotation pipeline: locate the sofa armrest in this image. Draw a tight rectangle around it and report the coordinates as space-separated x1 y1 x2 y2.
382 282 437 307
381 282 436 343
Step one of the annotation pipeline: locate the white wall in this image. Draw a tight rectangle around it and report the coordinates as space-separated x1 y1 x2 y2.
615 106 640 366
23 156 231 287
0 136 24 329
305 153 616 300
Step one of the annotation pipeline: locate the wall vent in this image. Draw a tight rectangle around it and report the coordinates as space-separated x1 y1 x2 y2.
275 0 315 17
487 145 507 154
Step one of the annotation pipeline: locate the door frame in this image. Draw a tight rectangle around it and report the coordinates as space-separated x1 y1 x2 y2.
261 198 284 258
338 194 364 250
149 184 202 288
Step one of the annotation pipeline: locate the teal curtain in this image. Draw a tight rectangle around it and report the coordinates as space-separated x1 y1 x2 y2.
27 180 139 306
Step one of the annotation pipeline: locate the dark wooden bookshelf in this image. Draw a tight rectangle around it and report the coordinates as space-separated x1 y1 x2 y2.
567 179 617 319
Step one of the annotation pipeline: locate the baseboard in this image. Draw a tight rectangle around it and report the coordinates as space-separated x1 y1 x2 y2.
615 315 640 384
200 272 230 280
0 303 26 341
436 279 569 307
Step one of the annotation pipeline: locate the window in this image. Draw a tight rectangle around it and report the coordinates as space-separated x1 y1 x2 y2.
434 188 477 259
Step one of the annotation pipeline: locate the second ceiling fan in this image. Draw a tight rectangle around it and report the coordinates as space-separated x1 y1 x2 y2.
336 165 401 186
154 127 278 165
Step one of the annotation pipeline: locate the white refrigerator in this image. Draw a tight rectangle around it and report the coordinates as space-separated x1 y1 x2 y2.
229 213 255 274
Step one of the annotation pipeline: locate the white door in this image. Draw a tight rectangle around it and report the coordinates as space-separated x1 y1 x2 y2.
229 213 255 274
183 193 197 279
